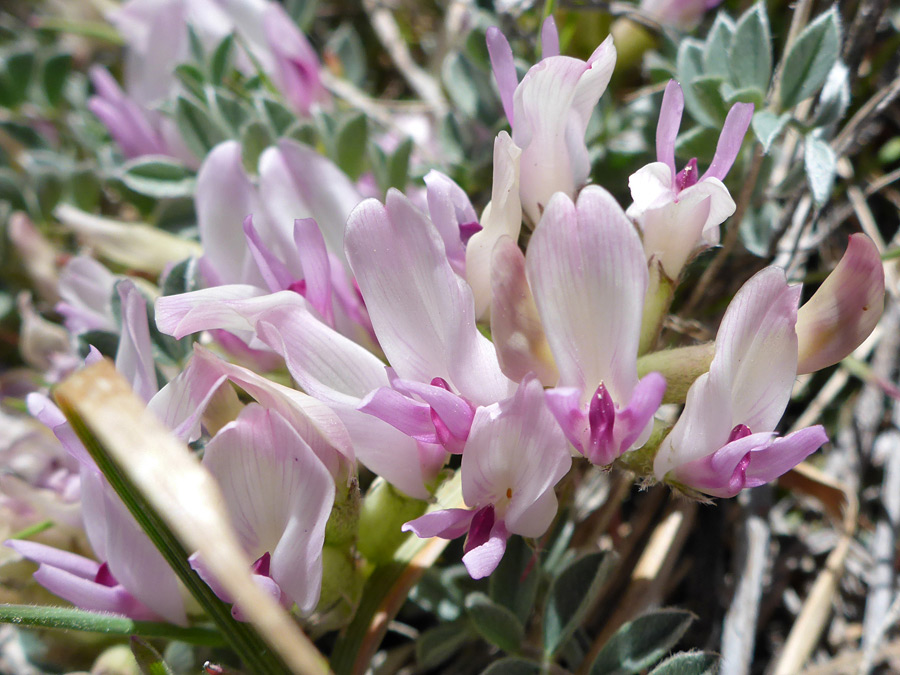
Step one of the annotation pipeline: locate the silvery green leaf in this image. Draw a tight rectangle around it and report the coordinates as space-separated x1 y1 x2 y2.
739 202 781 256
173 64 206 101
42 52 71 107
677 39 718 127
175 96 228 157
209 33 235 84
416 621 474 669
649 652 719 674
674 126 720 164
481 658 543 675
325 24 367 87
751 111 791 153
543 551 614 657
689 76 729 125
465 592 525 654
804 133 836 205
728 3 772 94
131 636 175 675
335 112 368 181
703 13 735 80
812 61 850 127
724 87 765 108
212 89 251 134
779 8 841 110
489 535 541 624
121 158 195 199
240 120 273 171
589 609 696 675
2 51 35 107
259 96 297 137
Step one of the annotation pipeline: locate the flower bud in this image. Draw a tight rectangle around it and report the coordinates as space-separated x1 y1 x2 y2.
796 234 884 374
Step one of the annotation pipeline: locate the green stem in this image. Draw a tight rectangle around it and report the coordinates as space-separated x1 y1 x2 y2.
638 262 676 356
637 343 715 405
0 605 225 647
8 520 54 541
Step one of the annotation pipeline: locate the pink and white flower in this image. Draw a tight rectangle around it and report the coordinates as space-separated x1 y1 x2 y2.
487 18 616 224
403 375 571 579
627 80 753 279
525 187 666 465
191 403 334 617
653 267 828 497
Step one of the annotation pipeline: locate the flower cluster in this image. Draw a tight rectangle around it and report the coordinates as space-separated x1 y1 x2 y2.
2 3 884 645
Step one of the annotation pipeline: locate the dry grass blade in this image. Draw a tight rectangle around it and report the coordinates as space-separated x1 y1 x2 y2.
772 463 859 674
54 360 330 675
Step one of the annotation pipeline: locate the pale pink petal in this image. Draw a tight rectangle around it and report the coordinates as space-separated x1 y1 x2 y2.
81 469 186 625
146 356 229 443
569 37 616 131
462 519 508 580
486 27 517 124
627 162 675 217
743 425 828 486
56 256 118 334
509 489 558 539
188 344 354 477
402 508 474 539
656 81 684 176
701 102 754 182
655 267 806 488
336 408 434 499
34 564 156 620
679 177 735 245
293 218 334 325
26 393 91 466
714 267 801 431
466 132 523 319
540 16 560 58
670 431 775 497
640 192 712 278
344 191 511 405
6 539 100 579
526 187 647 403
462 376 570 532
263 3 326 116
115 281 157 403
155 284 269 345
513 48 613 223
358 387 435 441
393 378 475 440
490 236 557 385
425 170 477 277
243 215 294 293
203 404 334 613
260 140 363 265
613 371 668 453
156 287 388 406
196 141 266 287
796 234 885 374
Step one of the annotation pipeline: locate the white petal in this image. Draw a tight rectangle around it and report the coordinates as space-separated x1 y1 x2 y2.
344 191 511 405
526 187 647 403
203 405 334 614
466 132 523 319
